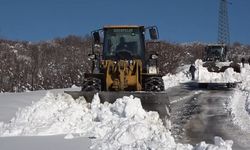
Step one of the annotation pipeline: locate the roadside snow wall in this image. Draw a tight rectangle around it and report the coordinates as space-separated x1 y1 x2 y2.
0 92 233 150
163 65 191 90
227 64 250 132
195 59 242 83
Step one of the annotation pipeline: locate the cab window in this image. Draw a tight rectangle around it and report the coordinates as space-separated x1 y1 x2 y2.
103 28 144 59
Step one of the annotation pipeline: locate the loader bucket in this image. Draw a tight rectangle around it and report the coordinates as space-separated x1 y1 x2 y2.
64 91 171 126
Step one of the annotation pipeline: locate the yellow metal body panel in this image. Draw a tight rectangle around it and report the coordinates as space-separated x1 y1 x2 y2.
103 60 142 91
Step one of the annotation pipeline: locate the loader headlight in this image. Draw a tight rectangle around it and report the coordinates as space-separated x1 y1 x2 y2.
150 54 158 60
129 60 133 64
148 66 158 74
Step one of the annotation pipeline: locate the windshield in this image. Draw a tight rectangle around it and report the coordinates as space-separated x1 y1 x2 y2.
207 47 224 57
103 28 144 59
205 46 226 61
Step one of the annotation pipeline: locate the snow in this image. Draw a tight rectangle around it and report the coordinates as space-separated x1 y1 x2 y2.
162 59 243 89
226 64 250 132
162 65 191 89
194 137 233 150
163 60 250 136
0 90 233 150
0 135 91 150
195 59 242 83
162 59 242 89
238 65 250 91
0 88 91 150
227 90 250 131
161 61 250 149
0 92 177 149
3 60 249 150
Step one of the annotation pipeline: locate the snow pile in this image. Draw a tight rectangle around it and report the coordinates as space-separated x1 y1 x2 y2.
234 64 250 114
226 64 250 131
238 65 250 114
0 92 233 150
0 93 92 136
227 90 250 131
162 59 243 89
195 59 242 83
246 92 250 114
195 136 233 150
238 64 250 91
163 65 191 89
232 64 250 114
0 92 178 149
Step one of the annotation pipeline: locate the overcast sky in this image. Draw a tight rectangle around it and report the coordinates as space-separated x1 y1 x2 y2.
0 0 249 44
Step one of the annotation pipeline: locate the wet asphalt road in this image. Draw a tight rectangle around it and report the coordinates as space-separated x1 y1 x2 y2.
167 84 250 150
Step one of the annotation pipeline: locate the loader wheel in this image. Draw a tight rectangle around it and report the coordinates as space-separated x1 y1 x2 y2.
81 77 101 91
144 77 164 91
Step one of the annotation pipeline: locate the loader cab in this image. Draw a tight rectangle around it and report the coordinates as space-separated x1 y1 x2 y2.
102 26 146 60
91 25 158 61
203 44 228 62
90 25 159 74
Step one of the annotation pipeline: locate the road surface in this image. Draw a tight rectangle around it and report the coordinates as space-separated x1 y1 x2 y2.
167 84 250 150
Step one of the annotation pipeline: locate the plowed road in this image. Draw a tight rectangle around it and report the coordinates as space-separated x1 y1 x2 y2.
167 85 250 150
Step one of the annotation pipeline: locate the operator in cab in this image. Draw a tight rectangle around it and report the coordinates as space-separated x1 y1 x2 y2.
116 37 128 51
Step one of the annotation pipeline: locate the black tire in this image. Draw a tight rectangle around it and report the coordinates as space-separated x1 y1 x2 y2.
144 77 164 91
81 77 101 91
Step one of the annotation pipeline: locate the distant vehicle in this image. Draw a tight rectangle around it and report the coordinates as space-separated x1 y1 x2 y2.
203 44 228 62
197 44 241 88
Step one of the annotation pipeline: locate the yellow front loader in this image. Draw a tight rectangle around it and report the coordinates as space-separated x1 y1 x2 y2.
65 25 170 123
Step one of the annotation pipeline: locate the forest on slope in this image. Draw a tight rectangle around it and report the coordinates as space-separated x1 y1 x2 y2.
0 36 249 92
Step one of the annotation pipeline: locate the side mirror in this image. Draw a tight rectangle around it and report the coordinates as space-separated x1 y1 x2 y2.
149 28 158 40
93 31 100 44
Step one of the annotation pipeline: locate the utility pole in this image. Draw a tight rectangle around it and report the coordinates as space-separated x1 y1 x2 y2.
218 0 231 45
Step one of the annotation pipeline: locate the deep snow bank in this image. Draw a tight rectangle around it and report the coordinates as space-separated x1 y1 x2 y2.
227 64 250 132
227 90 250 131
195 59 242 83
0 92 233 150
162 59 242 90
238 65 250 91
240 65 250 114
163 65 191 89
